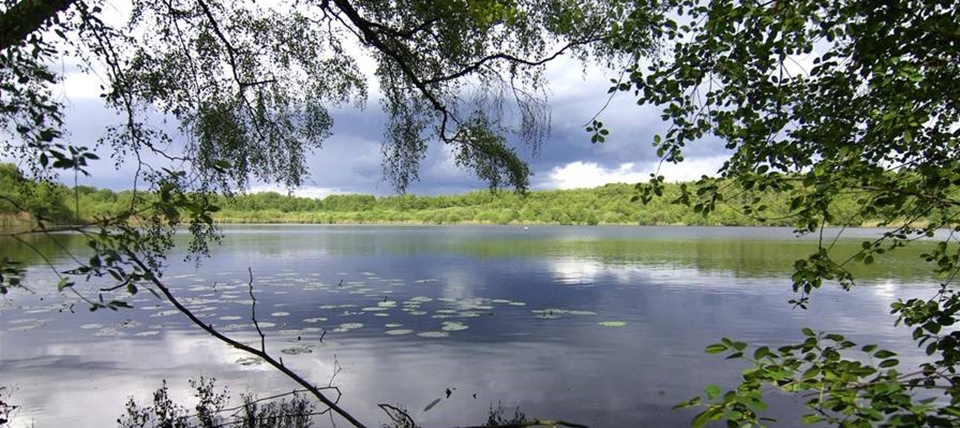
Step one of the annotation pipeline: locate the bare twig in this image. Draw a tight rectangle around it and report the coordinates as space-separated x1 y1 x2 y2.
247 267 266 353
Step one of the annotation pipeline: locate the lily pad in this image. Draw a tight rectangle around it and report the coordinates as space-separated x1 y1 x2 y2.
385 329 414 336
280 347 312 355
416 331 450 338
441 321 469 332
234 350 263 360
598 321 627 328
337 322 364 330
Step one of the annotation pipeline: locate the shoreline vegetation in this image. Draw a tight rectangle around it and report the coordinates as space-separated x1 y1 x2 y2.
1 163 938 229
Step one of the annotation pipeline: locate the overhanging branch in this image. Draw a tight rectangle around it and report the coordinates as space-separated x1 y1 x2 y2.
0 0 78 51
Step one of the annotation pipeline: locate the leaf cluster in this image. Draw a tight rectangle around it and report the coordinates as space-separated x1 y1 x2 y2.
618 0 960 425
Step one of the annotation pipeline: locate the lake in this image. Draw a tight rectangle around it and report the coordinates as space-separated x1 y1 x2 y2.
0 225 938 427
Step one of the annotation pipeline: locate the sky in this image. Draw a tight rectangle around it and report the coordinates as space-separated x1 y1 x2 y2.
10 35 734 200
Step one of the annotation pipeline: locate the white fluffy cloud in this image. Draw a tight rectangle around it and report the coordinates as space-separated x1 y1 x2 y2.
538 155 730 190
246 184 345 200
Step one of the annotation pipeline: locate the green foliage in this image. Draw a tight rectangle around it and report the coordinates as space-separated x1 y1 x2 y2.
0 162 75 224
1 169 934 228
678 332 959 427
616 0 960 425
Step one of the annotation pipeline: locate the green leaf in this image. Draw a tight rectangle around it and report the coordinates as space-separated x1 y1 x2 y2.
753 346 770 360
705 343 728 354
691 408 722 428
878 359 899 368
873 350 897 359
672 396 702 410
704 384 721 399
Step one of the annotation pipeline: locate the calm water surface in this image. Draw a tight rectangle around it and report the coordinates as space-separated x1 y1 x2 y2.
0 226 939 427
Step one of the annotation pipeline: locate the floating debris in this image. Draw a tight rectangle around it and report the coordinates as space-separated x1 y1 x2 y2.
423 398 442 412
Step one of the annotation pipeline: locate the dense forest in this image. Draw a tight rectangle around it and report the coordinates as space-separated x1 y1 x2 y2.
0 163 922 228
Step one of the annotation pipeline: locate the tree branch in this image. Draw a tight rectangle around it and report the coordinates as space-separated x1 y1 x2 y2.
422 41 597 86
127 252 369 428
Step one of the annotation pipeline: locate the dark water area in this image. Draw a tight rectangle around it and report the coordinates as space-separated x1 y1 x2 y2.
0 225 940 427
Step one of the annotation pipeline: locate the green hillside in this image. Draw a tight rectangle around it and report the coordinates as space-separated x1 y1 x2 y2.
2 162 917 228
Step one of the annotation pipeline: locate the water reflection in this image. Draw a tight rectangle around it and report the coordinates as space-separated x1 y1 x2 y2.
0 226 940 427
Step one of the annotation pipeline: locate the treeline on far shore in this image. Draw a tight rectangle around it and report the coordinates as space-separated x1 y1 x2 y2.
0 162 925 228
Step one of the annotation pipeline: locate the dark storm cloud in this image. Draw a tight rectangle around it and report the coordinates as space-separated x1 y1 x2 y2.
5 58 733 197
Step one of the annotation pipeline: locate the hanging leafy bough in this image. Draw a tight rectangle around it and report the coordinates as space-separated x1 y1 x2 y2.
0 0 664 270
0 0 664 427
610 0 960 426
